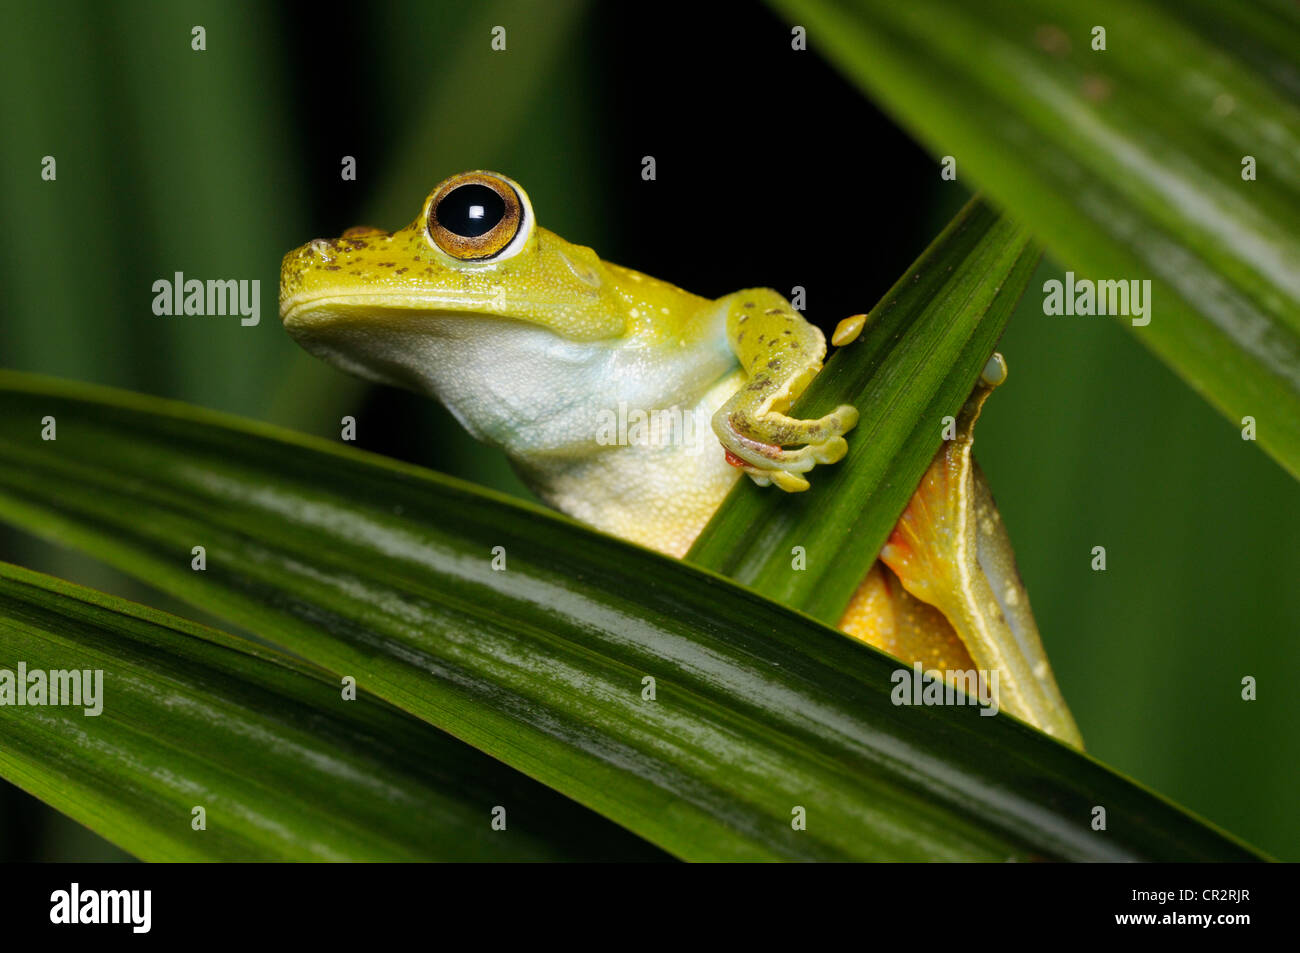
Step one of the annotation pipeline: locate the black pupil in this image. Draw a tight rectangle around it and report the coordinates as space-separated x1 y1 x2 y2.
436 184 506 238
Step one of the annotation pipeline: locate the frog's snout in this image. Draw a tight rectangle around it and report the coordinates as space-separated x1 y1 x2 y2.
279 226 401 327
291 235 353 267
279 241 326 323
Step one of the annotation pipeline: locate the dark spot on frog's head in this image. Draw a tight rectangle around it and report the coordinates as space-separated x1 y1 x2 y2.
766 359 781 369
782 329 792 335
396 267 408 274
765 308 783 315
325 265 341 271
744 301 755 309
378 261 396 268
757 334 765 342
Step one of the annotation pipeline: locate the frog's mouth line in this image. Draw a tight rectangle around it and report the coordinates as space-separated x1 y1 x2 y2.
281 292 629 345
280 292 528 328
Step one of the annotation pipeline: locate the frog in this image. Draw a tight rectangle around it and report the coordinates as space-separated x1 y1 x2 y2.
281 169 1082 748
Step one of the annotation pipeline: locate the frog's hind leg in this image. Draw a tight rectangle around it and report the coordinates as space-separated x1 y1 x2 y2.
840 356 1083 748
711 289 859 492
840 561 978 674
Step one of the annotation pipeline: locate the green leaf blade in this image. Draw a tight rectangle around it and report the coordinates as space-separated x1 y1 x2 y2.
688 196 1038 623
0 561 665 862
774 0 1300 478
0 373 1262 861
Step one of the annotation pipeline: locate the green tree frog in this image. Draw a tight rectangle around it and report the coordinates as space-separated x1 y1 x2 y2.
281 170 1082 748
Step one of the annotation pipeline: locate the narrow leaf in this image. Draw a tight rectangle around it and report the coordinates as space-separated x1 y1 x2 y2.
688 196 1038 624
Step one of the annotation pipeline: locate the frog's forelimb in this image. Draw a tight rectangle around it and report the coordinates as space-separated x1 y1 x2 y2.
711 289 859 492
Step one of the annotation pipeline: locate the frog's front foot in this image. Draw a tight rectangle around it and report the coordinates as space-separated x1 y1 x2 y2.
713 399 859 492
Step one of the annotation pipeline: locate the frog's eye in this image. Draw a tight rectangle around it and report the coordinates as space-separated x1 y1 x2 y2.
427 172 527 261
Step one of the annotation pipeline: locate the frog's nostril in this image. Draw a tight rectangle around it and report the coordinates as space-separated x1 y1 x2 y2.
309 239 335 263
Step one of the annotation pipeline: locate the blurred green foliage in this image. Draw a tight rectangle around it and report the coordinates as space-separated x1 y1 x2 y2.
0 0 1294 860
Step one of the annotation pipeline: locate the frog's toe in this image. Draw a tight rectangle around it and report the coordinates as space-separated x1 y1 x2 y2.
716 403 857 493
759 403 859 448
811 435 849 465
717 403 858 465
769 470 811 492
727 456 811 492
830 403 860 433
720 425 819 472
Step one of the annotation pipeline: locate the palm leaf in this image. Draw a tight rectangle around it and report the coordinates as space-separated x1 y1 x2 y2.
689 195 1036 623
0 562 662 861
0 373 1260 860
772 0 1300 479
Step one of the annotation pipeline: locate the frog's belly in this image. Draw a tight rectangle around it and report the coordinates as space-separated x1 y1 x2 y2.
516 371 744 558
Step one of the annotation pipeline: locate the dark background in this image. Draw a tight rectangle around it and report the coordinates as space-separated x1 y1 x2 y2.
1 0 1295 860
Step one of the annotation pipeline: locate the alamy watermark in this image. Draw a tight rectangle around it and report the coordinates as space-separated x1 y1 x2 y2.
1042 271 1151 326
594 401 702 449
0 663 103 716
50 883 150 933
890 662 999 716
152 271 260 326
